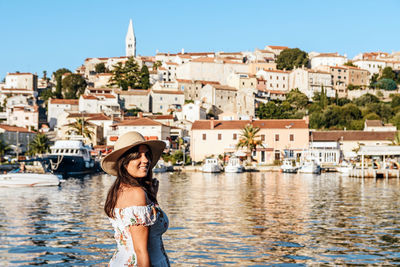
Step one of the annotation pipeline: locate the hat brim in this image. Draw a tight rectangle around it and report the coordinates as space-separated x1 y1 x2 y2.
101 140 166 176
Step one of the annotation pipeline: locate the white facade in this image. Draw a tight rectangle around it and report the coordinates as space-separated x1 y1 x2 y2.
7 105 39 130
353 60 387 77
151 90 185 114
309 53 347 69
117 89 150 112
175 58 249 85
177 102 207 123
289 68 335 99
5 73 37 91
79 94 120 116
48 99 79 129
256 69 289 91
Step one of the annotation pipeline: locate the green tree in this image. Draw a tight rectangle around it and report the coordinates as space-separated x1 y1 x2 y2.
153 61 162 70
391 94 400 108
391 113 400 130
370 73 379 88
95 63 107 73
62 74 87 99
67 118 94 140
343 61 357 67
363 113 381 120
286 89 309 109
236 124 262 163
28 133 50 155
276 48 309 70
53 68 71 99
376 78 397 91
125 108 143 116
380 67 396 80
108 57 141 90
354 93 380 106
39 88 54 101
140 65 150 89
0 135 11 161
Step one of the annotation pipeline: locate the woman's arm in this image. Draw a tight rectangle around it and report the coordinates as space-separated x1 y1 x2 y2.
130 225 150 267
118 187 151 267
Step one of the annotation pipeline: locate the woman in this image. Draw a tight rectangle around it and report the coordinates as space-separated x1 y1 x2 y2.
101 131 170 267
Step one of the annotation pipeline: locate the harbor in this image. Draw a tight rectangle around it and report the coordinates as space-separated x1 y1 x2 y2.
1 171 400 265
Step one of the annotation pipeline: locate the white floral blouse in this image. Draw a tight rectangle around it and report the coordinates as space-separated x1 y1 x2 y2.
108 203 170 267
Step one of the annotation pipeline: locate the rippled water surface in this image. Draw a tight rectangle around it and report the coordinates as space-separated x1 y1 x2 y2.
1 172 400 266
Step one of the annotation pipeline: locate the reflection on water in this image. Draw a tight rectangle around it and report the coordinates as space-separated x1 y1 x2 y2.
0 172 400 265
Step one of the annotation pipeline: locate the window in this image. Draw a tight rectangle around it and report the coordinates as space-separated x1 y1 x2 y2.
283 77 285 80
275 150 280 160
160 97 163 100
275 134 279 141
160 105 163 109
290 134 294 141
218 133 221 140
202 134 206 140
25 117 29 120
242 82 245 85
261 134 265 141
233 133 237 140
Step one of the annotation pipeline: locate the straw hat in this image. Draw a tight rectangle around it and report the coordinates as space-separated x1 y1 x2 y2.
101 131 166 176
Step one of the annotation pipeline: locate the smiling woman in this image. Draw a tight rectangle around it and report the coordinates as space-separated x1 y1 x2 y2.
101 131 169 267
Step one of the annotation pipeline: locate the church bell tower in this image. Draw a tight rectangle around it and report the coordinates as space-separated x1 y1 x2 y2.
125 19 136 57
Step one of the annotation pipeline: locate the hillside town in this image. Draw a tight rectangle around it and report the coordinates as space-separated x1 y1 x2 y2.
1 19 400 169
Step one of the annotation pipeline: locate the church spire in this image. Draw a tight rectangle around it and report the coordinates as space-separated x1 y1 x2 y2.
125 19 136 57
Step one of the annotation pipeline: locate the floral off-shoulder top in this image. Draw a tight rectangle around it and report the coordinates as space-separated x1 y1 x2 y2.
108 203 170 267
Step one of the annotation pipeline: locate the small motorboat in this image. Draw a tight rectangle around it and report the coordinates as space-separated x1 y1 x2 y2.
202 158 222 173
225 157 244 173
0 161 61 187
336 161 353 175
280 159 299 173
153 161 168 173
299 159 321 174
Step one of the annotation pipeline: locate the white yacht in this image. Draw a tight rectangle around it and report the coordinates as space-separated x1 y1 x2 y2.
336 161 353 175
280 159 298 173
45 140 97 176
299 159 321 174
225 157 244 173
201 158 222 173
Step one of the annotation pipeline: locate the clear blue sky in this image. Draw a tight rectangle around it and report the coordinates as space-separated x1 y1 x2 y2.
0 0 399 80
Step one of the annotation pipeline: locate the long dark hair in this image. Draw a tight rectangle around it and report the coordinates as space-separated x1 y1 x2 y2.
104 145 158 218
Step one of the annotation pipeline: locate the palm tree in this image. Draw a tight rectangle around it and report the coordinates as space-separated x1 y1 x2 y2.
67 118 94 141
236 124 262 163
28 133 50 156
390 131 400 145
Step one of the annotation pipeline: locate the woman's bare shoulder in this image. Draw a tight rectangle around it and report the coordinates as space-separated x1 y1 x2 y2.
117 186 147 208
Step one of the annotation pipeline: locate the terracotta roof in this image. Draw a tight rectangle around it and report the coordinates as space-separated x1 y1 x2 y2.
81 95 97 100
268 90 287 95
114 117 165 127
49 99 79 105
311 131 396 141
176 79 192 83
7 72 33 76
262 69 289 74
152 90 184 95
0 124 33 133
267 46 289 50
219 52 242 55
67 113 104 118
117 89 150 95
148 114 174 120
191 119 308 130
192 57 215 63
198 80 220 85
314 53 344 58
165 62 178 65
365 120 383 127
213 85 237 91
87 114 111 121
95 93 116 99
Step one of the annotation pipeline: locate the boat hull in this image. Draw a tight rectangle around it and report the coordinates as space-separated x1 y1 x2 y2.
225 166 244 173
0 173 60 187
45 155 98 176
202 164 221 173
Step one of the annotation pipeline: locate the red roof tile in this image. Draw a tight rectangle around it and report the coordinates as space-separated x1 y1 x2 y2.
0 124 33 133
49 99 79 105
191 119 308 130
